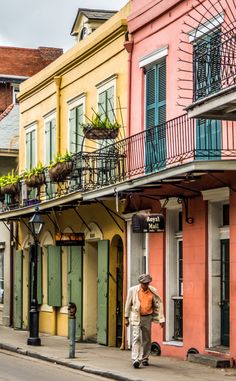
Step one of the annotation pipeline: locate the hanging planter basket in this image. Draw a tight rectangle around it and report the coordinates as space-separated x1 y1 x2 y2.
25 173 46 188
83 125 119 140
48 160 73 183
3 182 20 195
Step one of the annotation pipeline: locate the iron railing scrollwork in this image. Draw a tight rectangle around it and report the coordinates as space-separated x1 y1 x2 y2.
2 113 236 211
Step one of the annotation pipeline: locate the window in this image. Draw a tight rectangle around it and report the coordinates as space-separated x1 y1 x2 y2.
145 59 166 172
98 86 115 122
26 127 36 170
45 117 56 165
194 28 221 100
69 104 84 153
146 60 166 128
12 84 20 104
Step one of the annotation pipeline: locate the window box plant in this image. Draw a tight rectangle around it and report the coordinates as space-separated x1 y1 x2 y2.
82 114 120 140
23 162 46 188
48 151 73 183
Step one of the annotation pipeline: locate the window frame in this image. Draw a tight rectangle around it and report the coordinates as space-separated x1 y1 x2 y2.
24 123 37 170
44 112 56 165
67 94 86 153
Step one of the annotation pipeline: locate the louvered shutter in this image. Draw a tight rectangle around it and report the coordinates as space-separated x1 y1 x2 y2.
45 122 51 165
47 246 61 307
69 108 76 153
26 132 31 170
106 86 115 122
31 130 36 168
51 119 56 161
76 104 84 152
146 67 156 129
157 61 166 125
98 91 106 118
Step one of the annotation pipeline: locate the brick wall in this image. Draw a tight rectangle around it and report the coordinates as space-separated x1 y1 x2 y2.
0 46 63 113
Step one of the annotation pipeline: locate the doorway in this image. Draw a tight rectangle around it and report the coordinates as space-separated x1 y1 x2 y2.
220 239 229 346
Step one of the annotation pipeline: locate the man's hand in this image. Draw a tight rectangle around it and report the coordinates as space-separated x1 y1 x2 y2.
125 317 129 327
160 322 165 328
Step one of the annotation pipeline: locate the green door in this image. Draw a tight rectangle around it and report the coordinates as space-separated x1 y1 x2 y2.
47 246 62 307
220 239 230 347
97 240 109 345
68 246 83 341
145 60 166 173
14 250 23 329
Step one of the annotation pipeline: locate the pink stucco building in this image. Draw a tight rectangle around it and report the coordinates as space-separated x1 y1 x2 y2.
125 0 236 364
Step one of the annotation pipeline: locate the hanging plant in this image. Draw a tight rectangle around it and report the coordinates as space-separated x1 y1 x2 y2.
23 162 46 188
0 171 22 195
82 113 120 140
48 151 73 183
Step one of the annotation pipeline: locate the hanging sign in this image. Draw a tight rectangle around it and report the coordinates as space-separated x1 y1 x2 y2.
132 213 165 233
55 232 85 246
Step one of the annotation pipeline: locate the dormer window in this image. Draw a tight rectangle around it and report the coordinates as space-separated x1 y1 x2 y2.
79 26 90 41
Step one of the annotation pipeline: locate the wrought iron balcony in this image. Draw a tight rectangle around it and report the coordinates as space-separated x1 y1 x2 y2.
188 28 236 119
193 29 236 102
1 113 236 211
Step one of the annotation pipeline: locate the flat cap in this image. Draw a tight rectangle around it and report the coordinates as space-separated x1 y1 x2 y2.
138 274 152 284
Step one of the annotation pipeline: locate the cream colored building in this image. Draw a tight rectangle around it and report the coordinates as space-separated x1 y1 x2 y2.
13 3 130 346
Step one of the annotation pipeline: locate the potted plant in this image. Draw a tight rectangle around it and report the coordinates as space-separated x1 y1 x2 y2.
82 113 120 140
0 171 22 195
48 151 73 183
23 162 46 188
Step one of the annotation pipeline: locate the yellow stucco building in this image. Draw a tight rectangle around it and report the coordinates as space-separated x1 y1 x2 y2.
16 3 130 347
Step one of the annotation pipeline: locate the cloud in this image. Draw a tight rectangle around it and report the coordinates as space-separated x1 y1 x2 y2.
0 0 127 50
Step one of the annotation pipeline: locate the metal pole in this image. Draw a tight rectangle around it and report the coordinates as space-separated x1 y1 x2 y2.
68 303 77 358
27 242 41 346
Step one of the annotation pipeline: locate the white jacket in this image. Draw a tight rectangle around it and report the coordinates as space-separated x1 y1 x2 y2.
125 284 165 325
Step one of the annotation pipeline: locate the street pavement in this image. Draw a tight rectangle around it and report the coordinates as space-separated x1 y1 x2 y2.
0 326 235 381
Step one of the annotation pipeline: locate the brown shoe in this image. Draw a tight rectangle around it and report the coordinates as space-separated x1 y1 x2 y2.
142 360 149 366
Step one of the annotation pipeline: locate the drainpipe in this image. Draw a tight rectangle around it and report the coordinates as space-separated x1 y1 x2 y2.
124 34 134 138
54 76 62 154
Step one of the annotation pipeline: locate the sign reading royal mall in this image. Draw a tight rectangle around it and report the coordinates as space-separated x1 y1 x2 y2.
132 213 165 233
55 232 85 246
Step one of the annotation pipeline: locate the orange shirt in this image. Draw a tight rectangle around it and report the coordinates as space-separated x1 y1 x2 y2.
138 288 154 315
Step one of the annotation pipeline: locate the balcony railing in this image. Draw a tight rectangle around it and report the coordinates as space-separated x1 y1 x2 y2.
2 113 236 211
193 28 236 102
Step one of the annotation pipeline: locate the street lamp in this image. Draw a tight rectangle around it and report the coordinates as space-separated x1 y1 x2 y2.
27 207 44 346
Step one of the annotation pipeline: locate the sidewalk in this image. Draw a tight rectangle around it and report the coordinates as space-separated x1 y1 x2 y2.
0 326 235 381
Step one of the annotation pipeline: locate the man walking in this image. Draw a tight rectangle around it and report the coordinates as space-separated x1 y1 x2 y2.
125 274 165 368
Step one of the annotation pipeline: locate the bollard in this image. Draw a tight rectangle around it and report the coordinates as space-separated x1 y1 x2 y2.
68 302 77 358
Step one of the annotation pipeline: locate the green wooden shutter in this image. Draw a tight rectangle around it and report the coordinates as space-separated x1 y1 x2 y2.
51 119 56 161
97 240 109 345
76 104 84 152
68 246 83 341
45 122 51 165
26 132 31 170
146 67 156 129
157 61 166 125
31 130 36 168
107 86 115 122
69 108 76 153
47 246 61 307
98 91 106 118
14 250 23 329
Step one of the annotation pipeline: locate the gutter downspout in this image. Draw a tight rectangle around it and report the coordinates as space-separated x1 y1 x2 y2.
54 76 62 154
124 35 134 138
122 34 134 350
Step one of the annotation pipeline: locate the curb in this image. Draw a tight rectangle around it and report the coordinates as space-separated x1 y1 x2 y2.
0 343 142 381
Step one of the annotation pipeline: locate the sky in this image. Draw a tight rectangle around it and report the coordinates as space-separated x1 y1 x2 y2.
0 0 128 51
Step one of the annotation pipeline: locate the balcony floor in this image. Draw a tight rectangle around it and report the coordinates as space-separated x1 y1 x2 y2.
187 85 236 121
